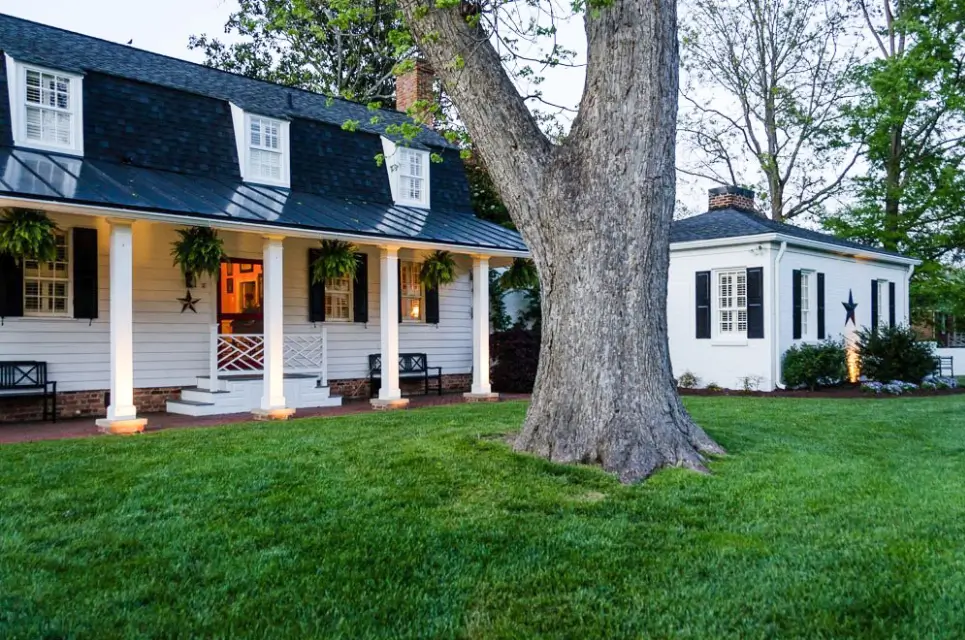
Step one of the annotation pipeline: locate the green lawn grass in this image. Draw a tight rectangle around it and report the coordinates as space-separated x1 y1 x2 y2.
2 397 964 639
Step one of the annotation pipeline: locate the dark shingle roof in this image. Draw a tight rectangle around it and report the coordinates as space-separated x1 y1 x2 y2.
0 147 527 252
0 13 450 149
671 208 909 260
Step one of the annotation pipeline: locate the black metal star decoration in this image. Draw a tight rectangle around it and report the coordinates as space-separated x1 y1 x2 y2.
842 289 858 326
178 290 201 314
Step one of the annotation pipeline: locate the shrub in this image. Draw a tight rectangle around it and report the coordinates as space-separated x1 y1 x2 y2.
921 375 958 390
491 327 540 393
705 382 723 392
856 325 936 383
862 380 918 395
782 340 848 390
739 375 764 392
677 371 700 389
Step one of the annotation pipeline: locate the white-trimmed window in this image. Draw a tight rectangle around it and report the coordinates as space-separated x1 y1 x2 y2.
325 276 352 322
800 270 812 338
878 279 888 328
249 116 282 182
380 137 431 208
400 261 424 322
229 104 290 187
718 270 747 335
6 56 84 155
399 148 427 205
24 232 70 316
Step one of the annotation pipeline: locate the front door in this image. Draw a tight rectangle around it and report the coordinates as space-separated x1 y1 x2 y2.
218 259 265 334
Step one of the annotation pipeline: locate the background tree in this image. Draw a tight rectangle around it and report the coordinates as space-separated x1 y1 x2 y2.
678 0 863 221
824 0 965 319
370 0 725 482
189 0 404 104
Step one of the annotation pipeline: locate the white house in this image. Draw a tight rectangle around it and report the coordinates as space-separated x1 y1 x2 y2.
667 186 920 391
0 15 525 430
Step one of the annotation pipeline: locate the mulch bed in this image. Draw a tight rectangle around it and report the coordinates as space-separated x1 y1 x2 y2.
679 385 965 399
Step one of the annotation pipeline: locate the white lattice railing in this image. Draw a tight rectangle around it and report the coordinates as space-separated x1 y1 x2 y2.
213 328 327 383
217 334 265 372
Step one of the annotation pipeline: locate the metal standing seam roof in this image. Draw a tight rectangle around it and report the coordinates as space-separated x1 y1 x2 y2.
671 208 911 260
0 148 529 253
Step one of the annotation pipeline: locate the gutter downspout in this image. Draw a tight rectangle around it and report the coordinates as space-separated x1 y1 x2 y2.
906 264 916 323
772 241 788 390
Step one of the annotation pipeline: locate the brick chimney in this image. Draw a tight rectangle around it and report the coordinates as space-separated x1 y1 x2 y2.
396 60 435 127
708 186 757 213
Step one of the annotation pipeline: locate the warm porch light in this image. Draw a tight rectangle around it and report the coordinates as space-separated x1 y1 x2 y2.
846 340 860 383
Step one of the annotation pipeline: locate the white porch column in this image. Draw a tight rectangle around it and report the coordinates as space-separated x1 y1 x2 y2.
371 246 408 409
465 255 499 401
96 220 147 434
254 235 294 420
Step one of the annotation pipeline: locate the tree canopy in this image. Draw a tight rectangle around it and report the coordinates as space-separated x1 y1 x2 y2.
189 0 405 104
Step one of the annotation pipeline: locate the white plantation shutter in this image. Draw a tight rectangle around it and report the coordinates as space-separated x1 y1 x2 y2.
23 69 73 147
718 270 748 334
398 148 427 205
247 116 284 182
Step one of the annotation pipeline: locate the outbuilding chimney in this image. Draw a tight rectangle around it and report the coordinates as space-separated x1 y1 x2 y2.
708 185 757 213
395 60 436 127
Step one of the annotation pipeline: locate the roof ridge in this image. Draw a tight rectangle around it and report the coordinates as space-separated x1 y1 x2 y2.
0 12 403 120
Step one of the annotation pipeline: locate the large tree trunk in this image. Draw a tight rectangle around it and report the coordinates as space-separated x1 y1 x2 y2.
400 0 724 482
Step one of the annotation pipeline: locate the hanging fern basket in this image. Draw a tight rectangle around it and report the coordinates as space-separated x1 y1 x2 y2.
0 209 59 265
312 240 359 284
170 227 227 288
500 258 538 291
420 250 457 289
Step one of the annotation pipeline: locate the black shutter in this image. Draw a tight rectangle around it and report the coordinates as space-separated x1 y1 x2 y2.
817 272 826 339
0 253 24 319
695 271 711 339
398 259 403 323
425 285 440 324
353 252 368 323
72 228 98 319
871 280 879 332
889 281 896 328
746 267 764 339
308 248 325 322
792 270 802 340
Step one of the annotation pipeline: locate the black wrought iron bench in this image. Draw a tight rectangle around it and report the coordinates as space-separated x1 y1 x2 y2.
368 353 442 397
934 356 955 377
0 361 57 422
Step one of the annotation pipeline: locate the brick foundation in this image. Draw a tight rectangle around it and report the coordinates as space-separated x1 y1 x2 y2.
0 374 473 423
328 373 473 400
0 387 181 423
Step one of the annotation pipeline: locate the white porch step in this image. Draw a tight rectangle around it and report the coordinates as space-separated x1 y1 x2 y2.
167 373 342 417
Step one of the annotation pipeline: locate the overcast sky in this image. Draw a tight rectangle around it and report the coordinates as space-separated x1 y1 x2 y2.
2 0 711 209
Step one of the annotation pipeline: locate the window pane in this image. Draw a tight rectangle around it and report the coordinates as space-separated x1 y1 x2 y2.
250 149 282 180
249 119 262 146
25 106 42 139
401 176 423 202
402 298 422 321
25 70 40 99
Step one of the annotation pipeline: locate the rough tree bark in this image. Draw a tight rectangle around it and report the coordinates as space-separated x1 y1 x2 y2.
398 0 724 482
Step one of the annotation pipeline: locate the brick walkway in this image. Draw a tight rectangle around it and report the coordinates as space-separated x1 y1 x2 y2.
0 393 530 445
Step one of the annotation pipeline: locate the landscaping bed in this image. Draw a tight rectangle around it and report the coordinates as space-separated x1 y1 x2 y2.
680 384 965 398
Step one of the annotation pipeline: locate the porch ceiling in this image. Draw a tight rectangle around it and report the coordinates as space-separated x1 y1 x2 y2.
0 148 528 254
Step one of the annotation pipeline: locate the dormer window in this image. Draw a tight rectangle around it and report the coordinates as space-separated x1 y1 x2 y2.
399 148 426 204
5 55 84 156
229 104 290 187
381 137 430 208
249 117 282 182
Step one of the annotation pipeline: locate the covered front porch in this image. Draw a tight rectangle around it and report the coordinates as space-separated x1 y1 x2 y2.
0 204 514 431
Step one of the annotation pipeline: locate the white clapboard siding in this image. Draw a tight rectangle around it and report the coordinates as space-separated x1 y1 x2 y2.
0 213 477 394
